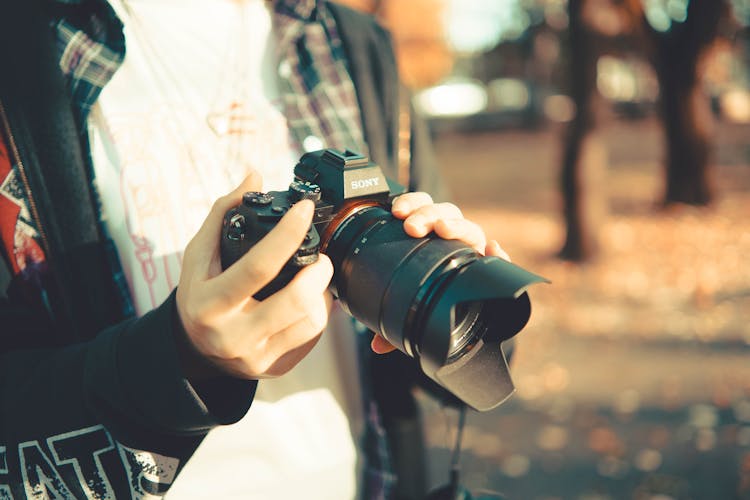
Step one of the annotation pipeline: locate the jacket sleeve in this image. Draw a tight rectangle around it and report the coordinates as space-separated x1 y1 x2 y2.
0 291 256 499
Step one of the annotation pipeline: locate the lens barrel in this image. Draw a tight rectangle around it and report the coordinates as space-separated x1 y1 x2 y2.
324 205 545 411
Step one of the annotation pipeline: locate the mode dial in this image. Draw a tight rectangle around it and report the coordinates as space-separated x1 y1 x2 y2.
243 192 274 206
289 181 322 202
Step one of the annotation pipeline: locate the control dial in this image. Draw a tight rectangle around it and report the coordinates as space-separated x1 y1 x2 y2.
289 181 322 203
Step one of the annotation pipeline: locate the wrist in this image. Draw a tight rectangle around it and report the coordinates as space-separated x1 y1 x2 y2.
171 291 227 381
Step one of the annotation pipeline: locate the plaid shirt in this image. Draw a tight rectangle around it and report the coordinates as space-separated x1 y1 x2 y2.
54 0 367 155
1 0 393 497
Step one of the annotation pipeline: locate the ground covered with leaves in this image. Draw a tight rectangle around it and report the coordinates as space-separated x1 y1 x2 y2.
419 118 750 500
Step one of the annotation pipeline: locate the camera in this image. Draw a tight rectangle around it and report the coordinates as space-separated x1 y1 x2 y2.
220 149 545 411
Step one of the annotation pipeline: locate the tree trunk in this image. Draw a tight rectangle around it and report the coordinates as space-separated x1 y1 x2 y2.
645 0 728 206
657 63 714 205
559 0 607 261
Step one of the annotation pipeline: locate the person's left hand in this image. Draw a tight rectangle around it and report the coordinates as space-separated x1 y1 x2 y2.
369 192 510 354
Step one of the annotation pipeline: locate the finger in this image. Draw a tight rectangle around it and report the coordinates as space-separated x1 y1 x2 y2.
371 334 397 354
262 292 331 361
207 199 315 309
434 218 487 254
402 202 463 238
486 239 511 262
241 254 333 337
201 260 331 366
185 171 263 263
391 192 434 219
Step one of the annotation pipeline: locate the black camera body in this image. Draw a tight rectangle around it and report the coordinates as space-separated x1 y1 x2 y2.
221 149 545 411
221 149 397 300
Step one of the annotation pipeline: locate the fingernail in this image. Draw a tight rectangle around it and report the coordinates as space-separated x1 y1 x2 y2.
370 336 384 354
294 199 314 212
289 199 314 220
392 199 409 216
371 335 395 354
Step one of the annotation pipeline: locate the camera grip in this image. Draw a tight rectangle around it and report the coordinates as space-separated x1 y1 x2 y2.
220 204 321 301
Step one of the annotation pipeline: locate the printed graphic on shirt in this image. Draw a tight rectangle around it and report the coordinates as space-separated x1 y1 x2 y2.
0 136 45 276
118 443 179 499
1 426 179 499
89 0 300 316
0 446 11 500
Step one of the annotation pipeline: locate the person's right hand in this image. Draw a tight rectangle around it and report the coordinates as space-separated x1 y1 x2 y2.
176 173 334 380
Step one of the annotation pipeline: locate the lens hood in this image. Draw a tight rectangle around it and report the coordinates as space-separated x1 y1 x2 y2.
419 257 547 411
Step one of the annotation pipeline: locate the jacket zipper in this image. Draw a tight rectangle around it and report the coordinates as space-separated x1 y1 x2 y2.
0 98 51 258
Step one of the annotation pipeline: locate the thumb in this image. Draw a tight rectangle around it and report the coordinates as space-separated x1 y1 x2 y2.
371 333 397 354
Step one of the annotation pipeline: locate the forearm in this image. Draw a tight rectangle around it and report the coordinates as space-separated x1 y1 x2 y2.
0 293 256 497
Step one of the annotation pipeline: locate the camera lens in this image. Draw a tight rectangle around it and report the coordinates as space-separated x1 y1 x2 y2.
322 204 544 410
322 204 464 354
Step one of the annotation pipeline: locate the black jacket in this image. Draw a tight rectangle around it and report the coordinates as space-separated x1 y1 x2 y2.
0 1 441 497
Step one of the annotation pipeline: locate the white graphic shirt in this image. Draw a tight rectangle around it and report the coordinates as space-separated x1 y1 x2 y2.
89 1 365 498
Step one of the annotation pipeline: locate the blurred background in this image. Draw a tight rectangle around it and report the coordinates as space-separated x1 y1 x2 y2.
341 0 750 498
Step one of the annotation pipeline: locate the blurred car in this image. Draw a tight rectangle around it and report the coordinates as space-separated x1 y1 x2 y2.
414 76 546 133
